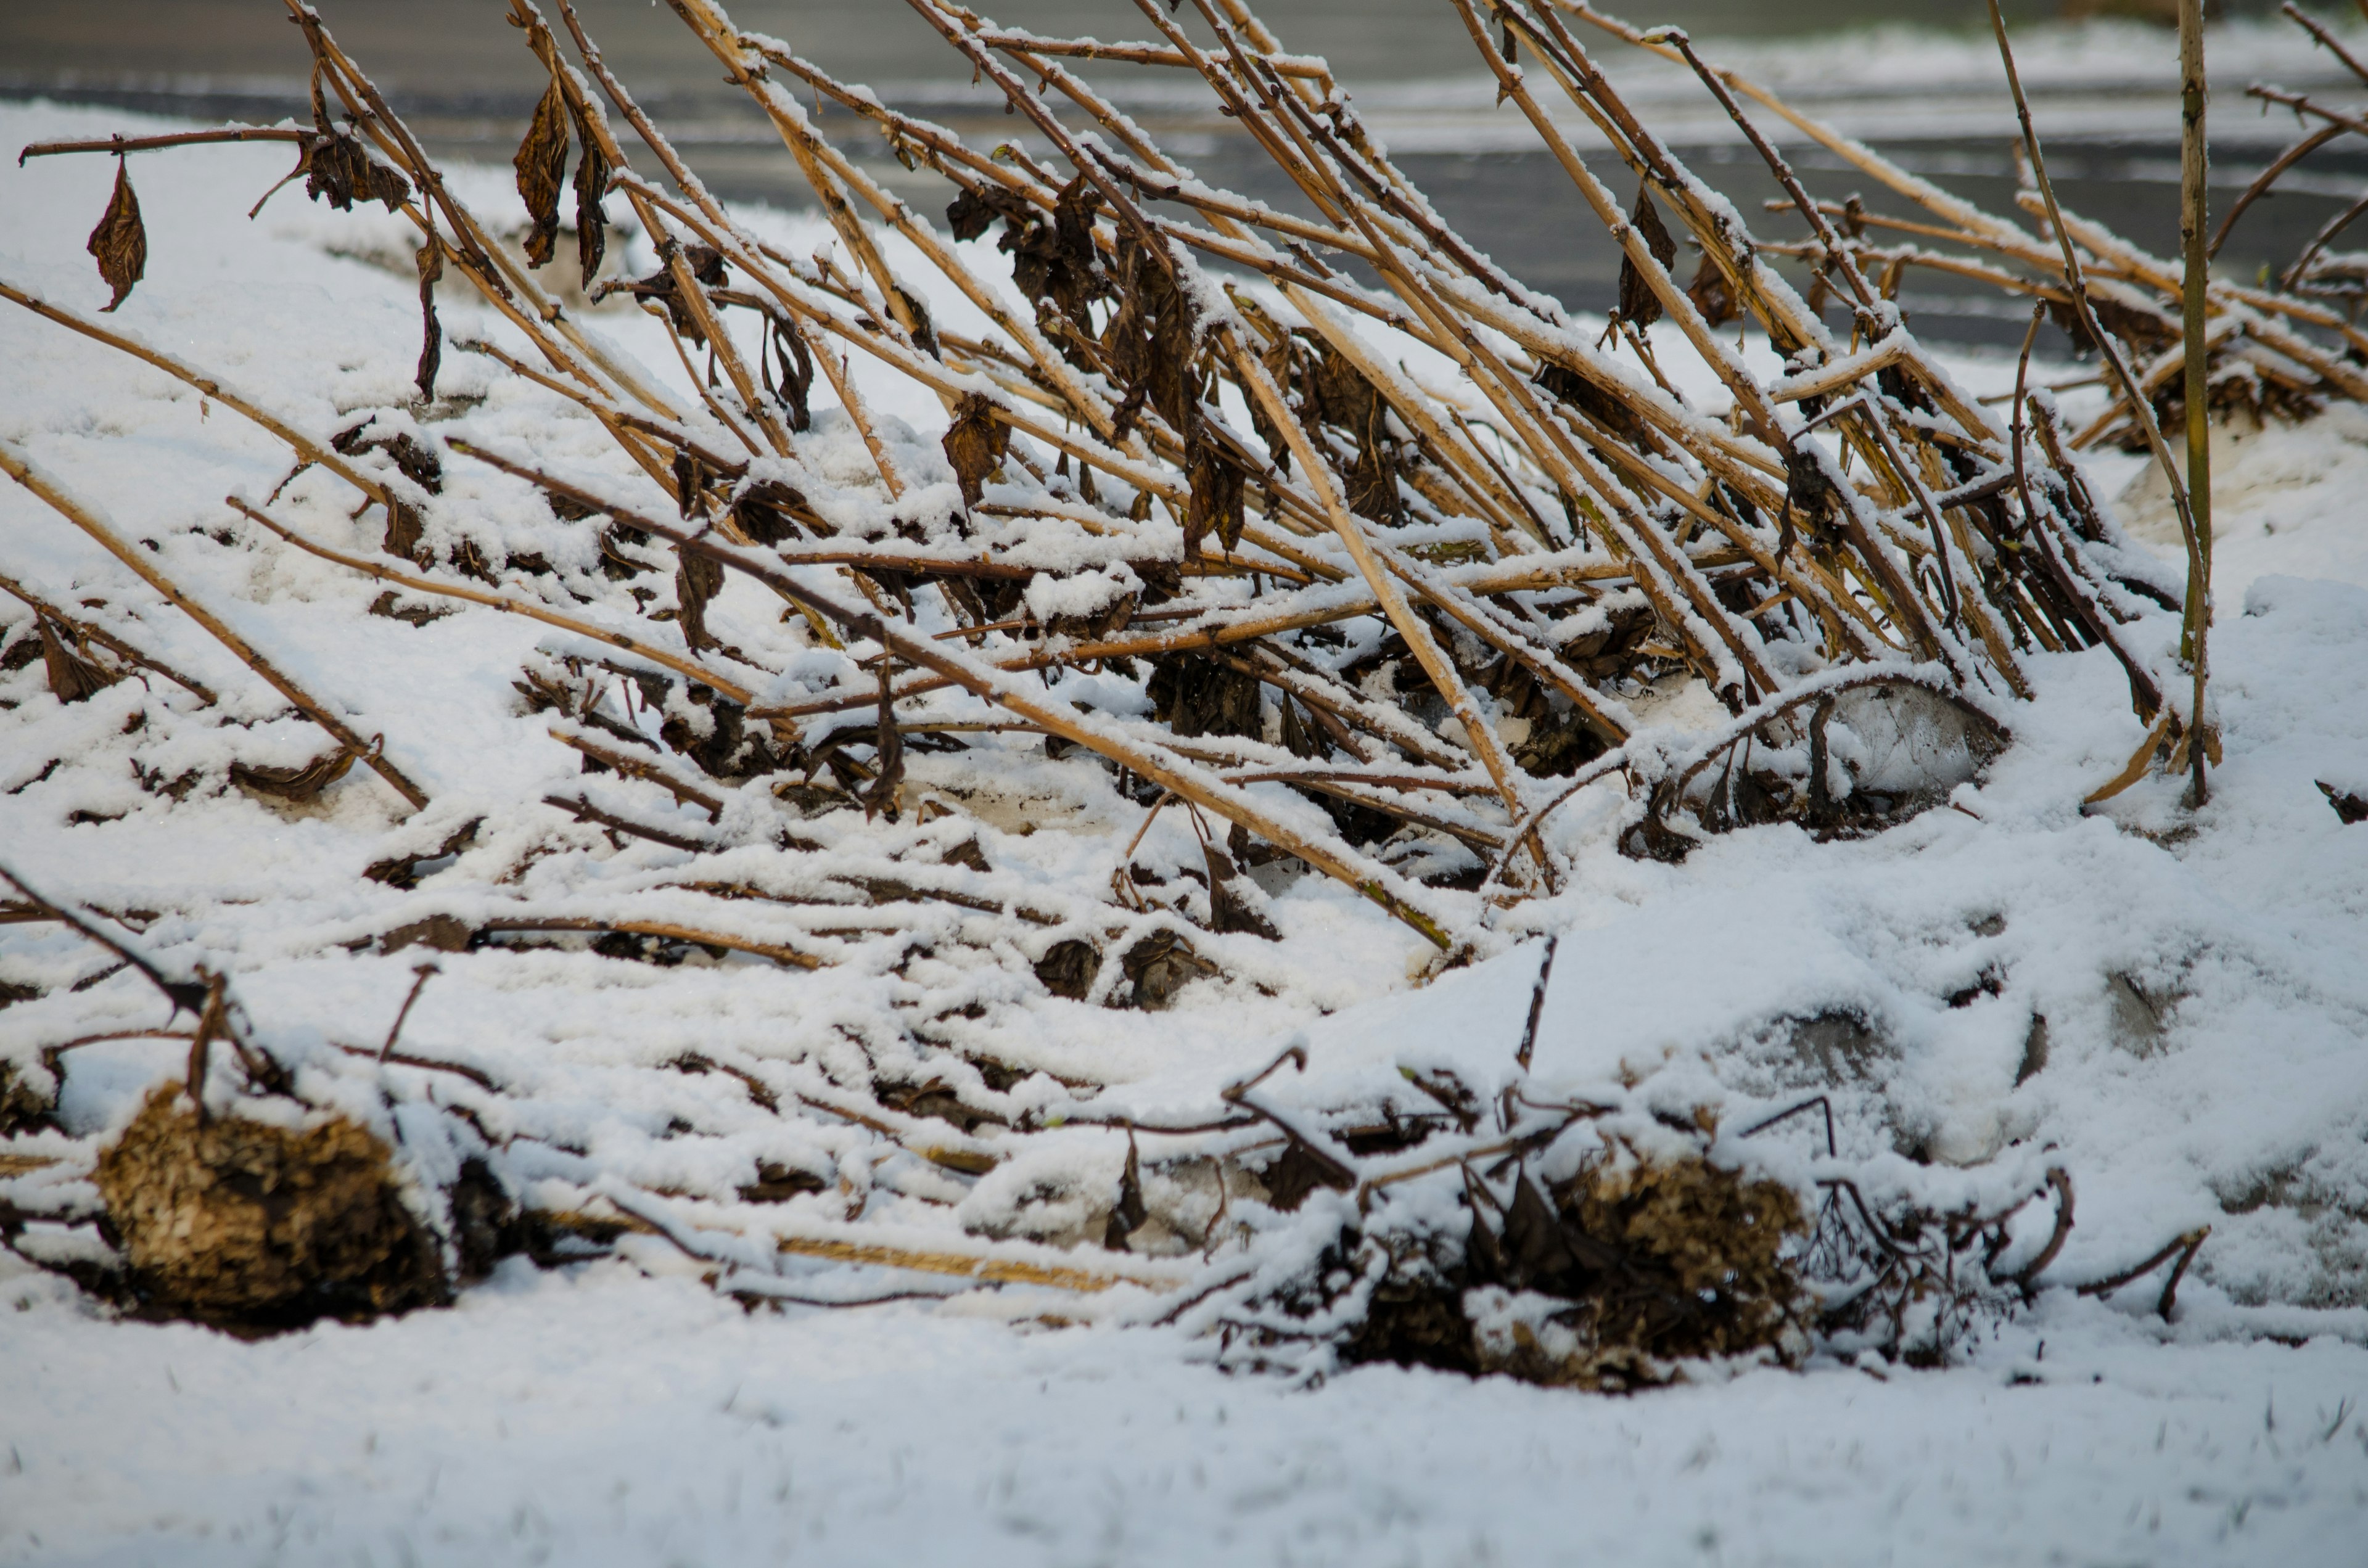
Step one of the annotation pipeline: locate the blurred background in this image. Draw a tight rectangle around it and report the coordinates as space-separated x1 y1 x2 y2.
5 1 2361 345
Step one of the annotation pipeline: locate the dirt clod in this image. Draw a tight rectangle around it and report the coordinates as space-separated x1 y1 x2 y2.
92 1087 446 1331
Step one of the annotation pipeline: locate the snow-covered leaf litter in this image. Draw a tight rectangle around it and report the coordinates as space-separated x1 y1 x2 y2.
0 0 2356 1403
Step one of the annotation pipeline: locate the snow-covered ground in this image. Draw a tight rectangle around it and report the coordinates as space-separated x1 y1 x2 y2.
2 96 2366 1565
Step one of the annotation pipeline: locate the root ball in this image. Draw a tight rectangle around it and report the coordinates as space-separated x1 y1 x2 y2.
93 1088 446 1330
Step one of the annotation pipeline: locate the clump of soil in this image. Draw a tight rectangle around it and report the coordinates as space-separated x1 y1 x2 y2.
1347 1139 1809 1389
92 1088 447 1331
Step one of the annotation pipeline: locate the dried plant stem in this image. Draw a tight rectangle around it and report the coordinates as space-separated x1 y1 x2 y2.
1992 0 2185 564
590 499 1458 949
0 280 401 514
0 444 429 810
223 496 755 702
479 917 823 969
17 128 311 163
2178 0 2214 804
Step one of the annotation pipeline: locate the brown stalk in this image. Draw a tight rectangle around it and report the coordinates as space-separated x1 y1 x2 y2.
224 495 756 703
17 128 311 163
1 445 428 810
506 466 1460 948
2177 0 2213 804
478 916 823 969
0 280 401 514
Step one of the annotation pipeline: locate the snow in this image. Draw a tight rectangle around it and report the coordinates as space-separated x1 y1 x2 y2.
3 94 2367 1565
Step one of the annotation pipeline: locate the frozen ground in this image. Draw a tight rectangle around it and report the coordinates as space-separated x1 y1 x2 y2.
1 95 2366 1566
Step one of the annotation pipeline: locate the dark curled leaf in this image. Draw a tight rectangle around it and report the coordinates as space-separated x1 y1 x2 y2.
863 654 904 823
673 449 708 520
1032 938 1098 1000
1103 1135 1148 1250
675 550 726 653
1147 651 1262 739
86 160 146 313
1687 252 1738 328
1534 361 1647 450
762 315 813 432
731 478 815 545
1616 180 1677 327
942 392 1009 509
37 618 119 704
1781 441 1843 556
1185 427 1247 557
331 421 443 494
944 182 1034 244
1202 843 1280 940
232 742 367 803
945 187 998 242
332 417 440 562
413 238 443 401
303 132 409 215
895 285 940 359
567 101 610 282
2321 780 2368 824
514 80 570 269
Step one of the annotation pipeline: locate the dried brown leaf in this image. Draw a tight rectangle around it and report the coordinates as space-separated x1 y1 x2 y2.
675 550 726 653
1185 429 1248 557
567 100 610 282
37 618 119 704
1687 252 1738 328
1616 181 1677 327
515 80 571 269
302 132 409 215
863 654 905 822
414 237 443 401
86 160 146 313
942 392 1009 509
231 742 364 803
1202 843 1280 940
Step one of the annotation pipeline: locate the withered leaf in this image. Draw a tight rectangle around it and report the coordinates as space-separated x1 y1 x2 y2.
675 549 726 652
863 653 904 823
1185 427 1247 557
331 419 443 493
1102 1134 1148 1250
1780 441 1841 556
332 417 441 562
1032 938 1098 1000
762 314 814 432
567 100 610 282
944 184 1025 242
673 449 709 520
1534 361 1648 450
1147 651 1262 739
1616 180 1677 327
86 160 147 313
1687 250 1738 328
894 284 941 359
232 743 364 803
514 80 571 269
37 618 120 704
731 478 815 545
941 392 1009 509
303 131 410 214
414 237 443 401
1202 842 1280 940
